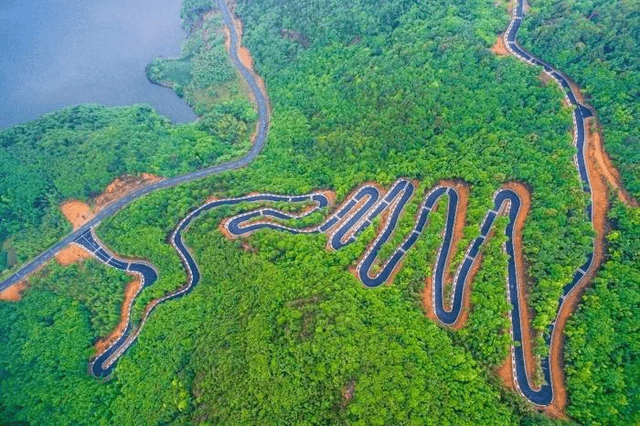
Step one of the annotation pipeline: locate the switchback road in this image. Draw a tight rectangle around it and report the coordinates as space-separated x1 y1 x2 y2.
96 0 594 407
2 0 607 411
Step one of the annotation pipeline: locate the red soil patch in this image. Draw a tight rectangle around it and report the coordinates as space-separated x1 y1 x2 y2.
227 6 252 70
587 118 638 207
55 244 91 266
240 241 257 253
421 279 439 322
218 221 236 240
222 25 254 69
60 201 93 229
222 20 231 52
340 380 356 409
93 173 162 212
0 281 27 301
496 353 516 389
320 190 337 207
538 71 551 86
492 35 509 56
60 174 162 229
563 77 589 105
238 47 253 70
94 277 141 354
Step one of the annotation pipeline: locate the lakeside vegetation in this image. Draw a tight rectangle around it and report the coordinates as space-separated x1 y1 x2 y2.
0 4 256 279
146 7 257 139
0 105 227 274
0 0 638 424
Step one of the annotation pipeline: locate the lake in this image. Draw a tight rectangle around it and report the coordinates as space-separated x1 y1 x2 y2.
0 0 197 129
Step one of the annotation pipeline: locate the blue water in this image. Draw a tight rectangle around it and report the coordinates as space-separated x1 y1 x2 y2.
0 0 197 129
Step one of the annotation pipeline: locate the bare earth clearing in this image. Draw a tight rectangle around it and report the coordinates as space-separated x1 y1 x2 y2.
0 281 27 301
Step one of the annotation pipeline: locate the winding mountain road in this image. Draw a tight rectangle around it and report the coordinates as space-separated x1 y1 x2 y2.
83 191 330 377
1 0 606 411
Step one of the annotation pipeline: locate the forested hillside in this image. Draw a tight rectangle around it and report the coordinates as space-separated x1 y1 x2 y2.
518 1 640 422
563 203 640 424
519 0 640 198
0 0 637 424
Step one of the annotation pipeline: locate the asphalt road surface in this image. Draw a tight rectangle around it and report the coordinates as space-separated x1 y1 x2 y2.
3 0 599 409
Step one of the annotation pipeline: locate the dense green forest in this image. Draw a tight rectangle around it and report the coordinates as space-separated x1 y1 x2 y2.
563 202 640 424
1 0 638 424
27 258 131 340
519 0 640 199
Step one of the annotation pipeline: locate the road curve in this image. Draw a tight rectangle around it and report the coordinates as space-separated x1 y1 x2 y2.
3 0 601 410
135 0 597 407
84 192 330 377
503 0 598 406
208 172 590 408
0 0 269 292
